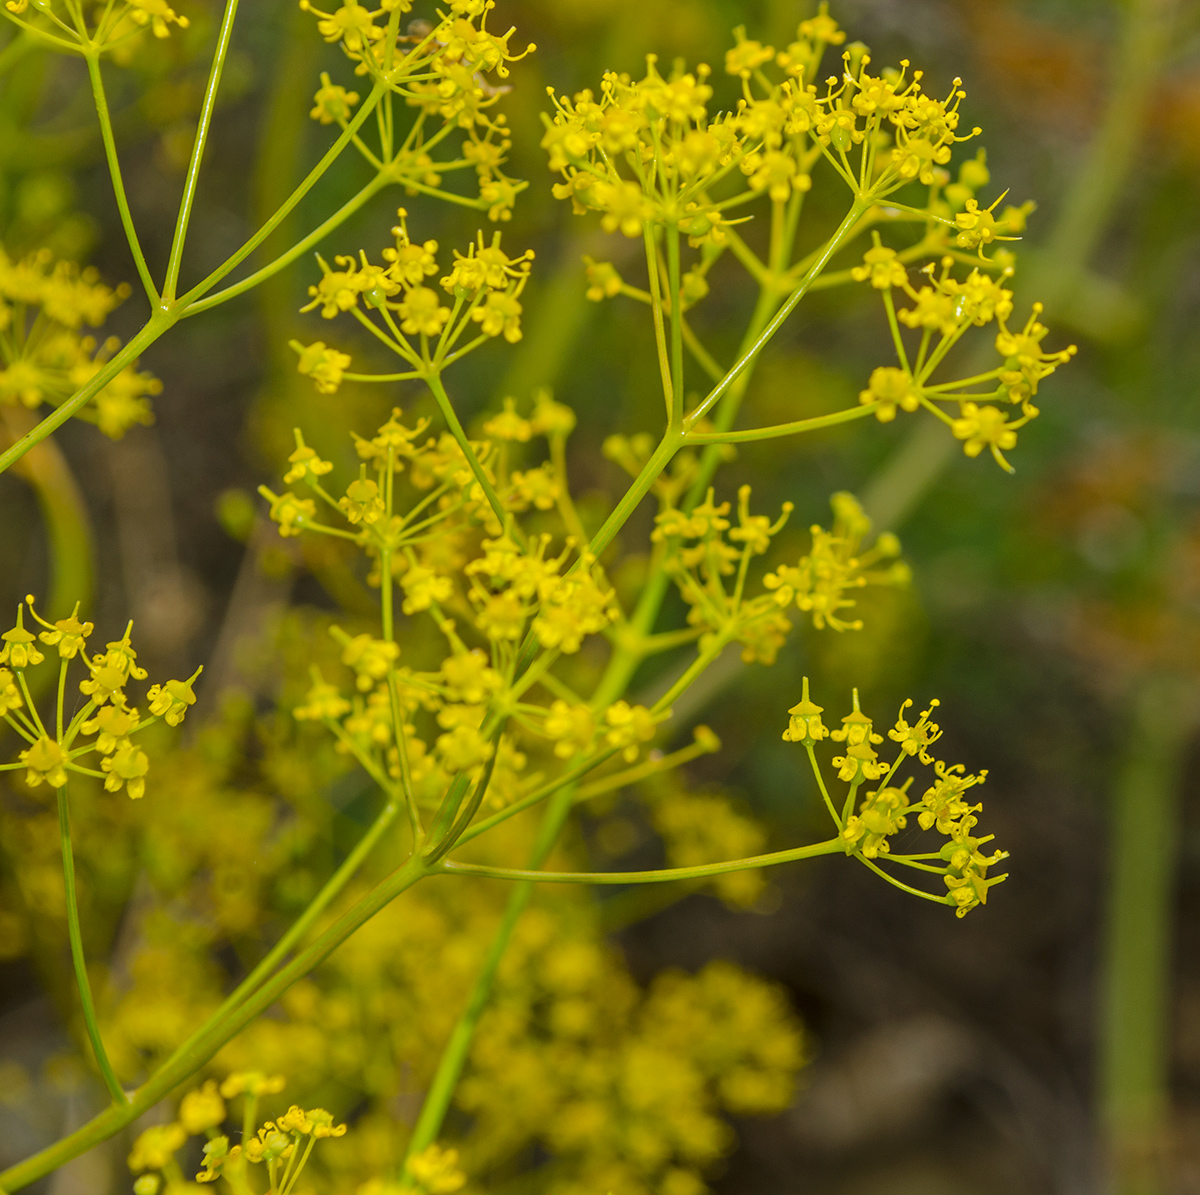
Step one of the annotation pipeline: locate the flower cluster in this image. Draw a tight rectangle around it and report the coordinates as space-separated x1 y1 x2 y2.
299 0 532 219
294 217 533 384
261 408 679 814
3 0 190 55
123 1074 345 1193
652 484 795 664
783 679 1006 916
541 6 988 251
852 238 1077 471
0 596 199 800
0 245 160 438
764 492 909 632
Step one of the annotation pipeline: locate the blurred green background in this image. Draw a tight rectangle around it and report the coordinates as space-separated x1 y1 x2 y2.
2 0 1200 1192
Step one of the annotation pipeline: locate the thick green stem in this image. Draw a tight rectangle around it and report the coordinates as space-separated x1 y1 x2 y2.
176 79 386 307
0 316 170 476
156 800 401 1078
183 173 390 316
56 785 127 1105
403 785 577 1169
0 854 430 1192
1100 674 1193 1195
586 429 682 560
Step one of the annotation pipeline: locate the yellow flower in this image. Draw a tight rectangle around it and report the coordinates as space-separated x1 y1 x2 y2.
294 671 351 721
408 1144 467 1194
218 1072 286 1098
128 1123 187 1172
101 739 150 799
543 700 595 758
146 670 202 726
436 724 494 772
81 704 139 753
858 365 921 423
339 633 400 691
398 286 451 337
0 667 22 716
19 738 67 789
781 677 827 743
294 341 352 394
283 429 335 485
841 786 908 858
441 650 502 704
300 0 381 53
604 701 658 761
888 698 942 763
28 597 93 659
265 490 317 537
851 241 907 290
482 397 533 442
472 290 524 342
127 0 190 38
401 564 453 614
0 606 43 669
951 402 1018 470
725 27 775 78
534 570 618 653
310 72 359 124
339 475 386 525
180 1081 226 1134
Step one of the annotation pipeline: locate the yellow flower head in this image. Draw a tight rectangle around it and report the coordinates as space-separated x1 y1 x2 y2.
180 1080 226 1134
101 739 150 799
19 737 67 790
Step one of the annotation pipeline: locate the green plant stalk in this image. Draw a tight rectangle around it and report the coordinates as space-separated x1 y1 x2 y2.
0 317 168 475
0 853 431 1192
56 785 127 1105
155 800 401 1077
402 783 577 1171
163 0 242 300
1100 673 1192 1195
441 835 842 884
403 824 843 1160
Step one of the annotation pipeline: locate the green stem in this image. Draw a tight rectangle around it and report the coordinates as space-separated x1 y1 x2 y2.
425 372 514 541
586 429 682 559
56 785 127 1105
402 786 578 1171
83 52 158 304
155 801 401 1079
0 854 430 1193
1100 673 1193 1195
0 317 169 476
163 0 241 300
685 200 867 426
441 835 842 884
183 172 390 317
666 224 684 424
176 79 386 307
683 402 879 444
